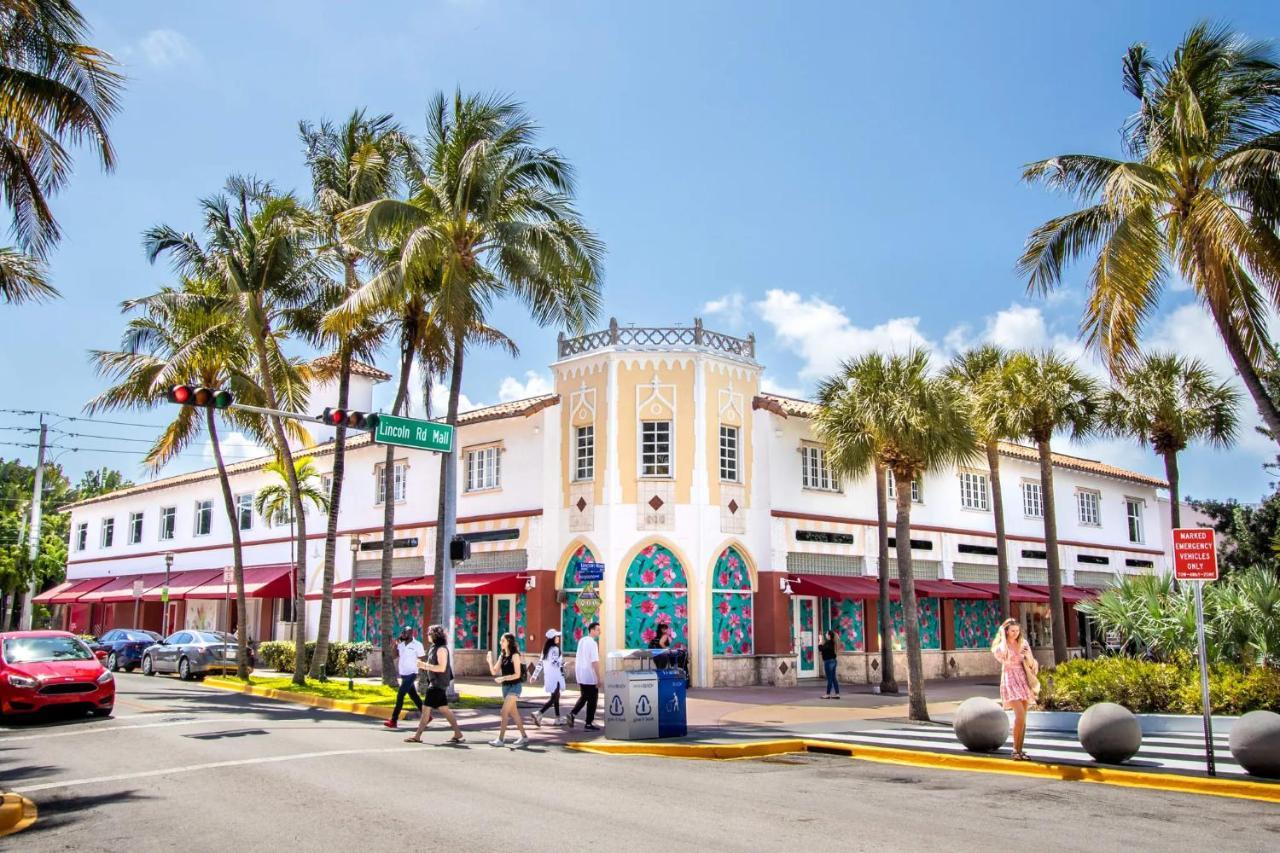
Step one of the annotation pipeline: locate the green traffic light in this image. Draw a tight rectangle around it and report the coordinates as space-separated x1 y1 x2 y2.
213 390 233 409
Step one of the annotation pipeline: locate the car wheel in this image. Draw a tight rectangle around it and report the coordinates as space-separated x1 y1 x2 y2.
179 657 192 681
142 655 155 676
90 707 112 718
106 652 118 672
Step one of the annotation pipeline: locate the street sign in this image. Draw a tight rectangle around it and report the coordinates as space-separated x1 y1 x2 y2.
1172 528 1219 581
577 585 601 621
577 561 605 582
132 579 144 597
372 413 454 453
223 566 235 585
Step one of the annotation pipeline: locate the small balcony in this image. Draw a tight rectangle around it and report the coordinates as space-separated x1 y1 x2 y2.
557 317 756 361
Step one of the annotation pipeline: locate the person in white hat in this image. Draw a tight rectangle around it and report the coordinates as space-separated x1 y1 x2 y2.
531 628 566 727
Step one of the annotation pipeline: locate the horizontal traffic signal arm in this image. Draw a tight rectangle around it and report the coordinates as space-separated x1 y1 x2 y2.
166 385 233 409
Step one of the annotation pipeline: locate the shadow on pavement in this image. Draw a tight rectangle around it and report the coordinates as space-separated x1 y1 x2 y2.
23 789 153 836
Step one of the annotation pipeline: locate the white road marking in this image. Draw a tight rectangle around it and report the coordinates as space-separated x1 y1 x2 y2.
14 747 418 794
0 717 254 742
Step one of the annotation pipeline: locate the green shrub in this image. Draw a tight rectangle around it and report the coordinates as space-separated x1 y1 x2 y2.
255 640 373 676
1040 657 1280 714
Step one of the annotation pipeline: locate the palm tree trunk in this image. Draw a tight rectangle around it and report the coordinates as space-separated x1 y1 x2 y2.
309 343 351 679
379 346 413 687
1209 302 1280 444
1164 451 1181 530
1038 439 1068 664
874 462 896 692
988 440 1011 620
894 475 928 722
206 411 250 680
431 337 466 640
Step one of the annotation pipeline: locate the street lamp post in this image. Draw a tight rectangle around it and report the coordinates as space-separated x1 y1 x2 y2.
161 551 175 637
347 534 361 691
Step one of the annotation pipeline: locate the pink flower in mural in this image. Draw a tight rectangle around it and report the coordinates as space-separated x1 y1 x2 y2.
656 612 671 625
740 643 751 654
642 545 655 557
662 568 674 585
841 616 853 629
575 546 586 558
734 629 743 642
641 569 657 585
718 599 731 615
727 555 739 569
648 591 660 600
674 603 687 619
624 596 632 609
654 552 670 569
743 606 752 620
718 571 730 587
642 628 656 643
729 613 740 627
733 571 742 586
574 628 583 641
640 599 657 616
720 629 730 643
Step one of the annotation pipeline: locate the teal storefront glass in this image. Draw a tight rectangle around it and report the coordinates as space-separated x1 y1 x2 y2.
889 597 941 650
354 595 425 645
453 594 489 650
561 545 597 654
624 544 688 648
953 598 1002 649
820 598 865 651
711 546 753 655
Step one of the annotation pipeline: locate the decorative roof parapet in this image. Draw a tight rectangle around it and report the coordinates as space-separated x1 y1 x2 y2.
557 317 756 362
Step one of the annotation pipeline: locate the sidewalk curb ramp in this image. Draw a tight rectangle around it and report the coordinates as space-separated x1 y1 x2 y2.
567 738 1280 804
0 792 37 837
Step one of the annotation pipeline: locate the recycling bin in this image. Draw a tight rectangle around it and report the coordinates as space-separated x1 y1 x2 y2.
603 650 687 740
656 667 687 737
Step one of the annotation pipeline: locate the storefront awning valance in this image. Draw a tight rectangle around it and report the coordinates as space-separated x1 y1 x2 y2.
140 569 222 602
185 564 293 600
951 582 1050 603
1020 583 1097 604
31 576 111 605
393 572 528 597
306 578 397 601
77 572 169 604
787 574 880 600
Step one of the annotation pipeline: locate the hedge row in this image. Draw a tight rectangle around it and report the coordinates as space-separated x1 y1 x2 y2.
1040 657 1280 715
256 640 373 676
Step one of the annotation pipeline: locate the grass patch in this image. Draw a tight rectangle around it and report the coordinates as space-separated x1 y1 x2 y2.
213 675 498 709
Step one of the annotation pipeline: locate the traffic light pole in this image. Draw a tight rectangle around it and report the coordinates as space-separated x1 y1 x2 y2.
19 416 47 631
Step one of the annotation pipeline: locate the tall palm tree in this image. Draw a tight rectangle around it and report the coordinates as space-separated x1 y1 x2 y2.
1102 353 1239 529
343 91 604 637
297 110 404 679
146 176 319 685
817 350 979 721
0 0 121 302
1019 22 1280 444
255 456 329 528
992 351 1101 664
945 346 1019 619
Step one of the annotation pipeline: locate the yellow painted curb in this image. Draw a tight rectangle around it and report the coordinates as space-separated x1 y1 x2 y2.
0 792 37 838
567 738 1280 804
203 677 396 719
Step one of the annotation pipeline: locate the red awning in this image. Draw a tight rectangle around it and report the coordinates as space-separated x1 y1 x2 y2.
393 572 528 597
185 564 294 600
954 582 1050 603
787 574 881 600
304 578 389 601
140 569 223 602
31 576 112 605
902 579 994 600
78 573 170 604
1022 584 1097 604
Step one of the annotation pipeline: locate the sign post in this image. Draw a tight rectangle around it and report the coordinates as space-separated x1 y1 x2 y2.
1172 527 1219 777
223 566 234 668
132 578 144 627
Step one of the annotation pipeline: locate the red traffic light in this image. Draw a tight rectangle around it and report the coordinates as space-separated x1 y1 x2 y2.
167 385 233 409
319 408 378 430
327 408 346 426
169 386 192 404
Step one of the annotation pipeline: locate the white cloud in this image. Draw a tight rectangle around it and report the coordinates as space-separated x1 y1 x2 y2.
397 362 480 419
703 293 746 326
759 376 806 399
984 303 1048 350
497 370 553 402
132 29 198 68
202 431 267 465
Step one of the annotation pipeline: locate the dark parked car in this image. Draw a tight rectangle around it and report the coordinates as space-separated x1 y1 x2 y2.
140 631 254 680
90 628 163 672
0 630 114 720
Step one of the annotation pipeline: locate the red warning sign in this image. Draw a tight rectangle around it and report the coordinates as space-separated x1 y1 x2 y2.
1172 528 1218 582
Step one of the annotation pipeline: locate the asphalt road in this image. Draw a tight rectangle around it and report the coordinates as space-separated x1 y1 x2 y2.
3 675 1278 852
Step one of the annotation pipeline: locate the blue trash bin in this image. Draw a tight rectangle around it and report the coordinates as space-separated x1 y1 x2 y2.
656 667 687 738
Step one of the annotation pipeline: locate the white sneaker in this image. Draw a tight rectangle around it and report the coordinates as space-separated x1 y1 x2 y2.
531 712 542 727
488 738 507 747
511 736 530 748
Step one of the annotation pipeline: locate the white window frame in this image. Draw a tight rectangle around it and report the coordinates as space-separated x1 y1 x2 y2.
574 425 595 482
958 470 989 511
1076 489 1101 527
128 511 143 545
75 521 88 551
159 506 176 541
464 445 502 493
719 425 740 483
235 493 254 531
1021 480 1043 518
640 420 673 478
374 460 408 505
100 517 114 548
193 499 214 537
886 471 922 503
1125 497 1145 544
800 444 838 492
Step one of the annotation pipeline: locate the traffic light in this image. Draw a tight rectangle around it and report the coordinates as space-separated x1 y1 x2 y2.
449 535 471 563
320 408 379 430
167 386 233 409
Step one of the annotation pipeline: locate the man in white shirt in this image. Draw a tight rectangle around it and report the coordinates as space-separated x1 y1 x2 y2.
385 627 425 729
568 621 602 731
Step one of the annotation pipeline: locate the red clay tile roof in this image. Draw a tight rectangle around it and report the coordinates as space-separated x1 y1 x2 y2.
309 355 392 382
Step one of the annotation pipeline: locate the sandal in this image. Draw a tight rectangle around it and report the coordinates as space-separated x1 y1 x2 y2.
448 734 465 744
404 736 423 743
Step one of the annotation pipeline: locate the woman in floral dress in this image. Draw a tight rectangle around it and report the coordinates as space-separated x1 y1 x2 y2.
991 618 1038 760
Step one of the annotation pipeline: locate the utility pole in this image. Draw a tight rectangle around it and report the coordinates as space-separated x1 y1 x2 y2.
19 416 48 630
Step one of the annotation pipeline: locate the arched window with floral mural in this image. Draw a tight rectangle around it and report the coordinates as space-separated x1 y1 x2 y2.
561 544 598 654
624 543 688 649
711 546 753 655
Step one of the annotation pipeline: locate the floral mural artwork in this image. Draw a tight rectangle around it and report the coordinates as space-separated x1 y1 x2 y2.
515 594 528 651
889 597 941 650
711 546 753 656
453 595 485 650
797 597 816 671
624 543 689 649
824 598 865 651
354 596 424 645
953 599 1002 649
561 545 598 654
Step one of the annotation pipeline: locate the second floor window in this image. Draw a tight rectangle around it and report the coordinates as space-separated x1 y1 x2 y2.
375 462 407 504
958 471 989 511
719 425 740 482
641 421 672 477
75 522 88 551
465 447 501 492
1022 481 1043 518
801 445 837 491
128 511 143 544
159 506 176 541
1126 498 1145 543
574 425 594 481
1077 490 1101 526
236 494 254 531
100 517 114 548
194 500 213 536
886 471 921 503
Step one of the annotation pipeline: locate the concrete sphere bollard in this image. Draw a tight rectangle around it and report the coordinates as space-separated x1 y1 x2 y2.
1078 702 1142 764
954 696 1010 753
1229 710 1280 778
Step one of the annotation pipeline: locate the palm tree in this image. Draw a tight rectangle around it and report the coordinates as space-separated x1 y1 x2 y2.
255 456 329 528
85 277 280 678
992 351 1101 664
945 346 1019 619
1019 22 1280 444
146 176 319 685
817 350 979 721
0 0 121 302
297 110 405 679
343 91 604 637
1102 353 1239 530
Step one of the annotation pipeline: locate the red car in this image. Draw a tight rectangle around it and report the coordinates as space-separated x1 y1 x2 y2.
0 630 115 720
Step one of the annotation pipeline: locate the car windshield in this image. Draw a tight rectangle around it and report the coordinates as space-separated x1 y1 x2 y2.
124 631 161 642
196 632 232 643
4 636 94 663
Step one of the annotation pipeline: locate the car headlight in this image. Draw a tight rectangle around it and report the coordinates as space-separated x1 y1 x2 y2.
7 673 36 689
96 669 114 684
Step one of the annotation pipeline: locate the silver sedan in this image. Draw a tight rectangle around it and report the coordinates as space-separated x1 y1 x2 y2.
140 631 253 680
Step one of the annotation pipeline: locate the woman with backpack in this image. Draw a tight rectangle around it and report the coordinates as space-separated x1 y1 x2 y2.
531 628 565 727
488 632 529 747
404 624 465 744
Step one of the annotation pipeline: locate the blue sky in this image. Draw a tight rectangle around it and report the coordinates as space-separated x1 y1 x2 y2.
3 1 1279 501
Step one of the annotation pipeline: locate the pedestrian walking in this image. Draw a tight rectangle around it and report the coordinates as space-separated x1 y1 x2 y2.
404 624 465 745
820 630 840 699
531 628 565 728
384 626 424 729
488 632 529 747
567 621 601 731
992 617 1039 760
